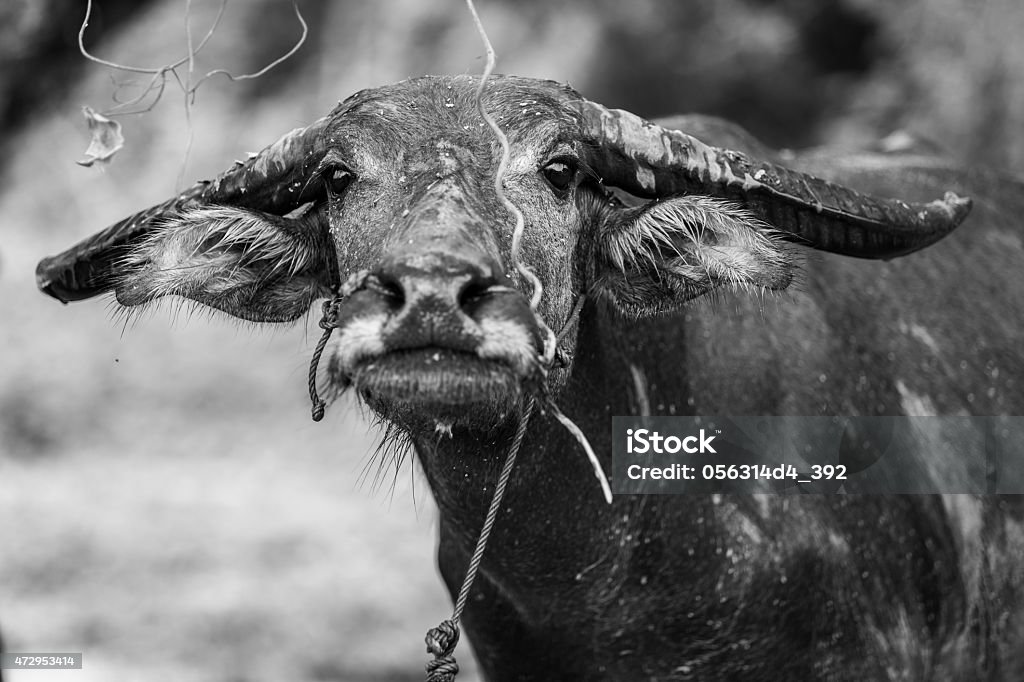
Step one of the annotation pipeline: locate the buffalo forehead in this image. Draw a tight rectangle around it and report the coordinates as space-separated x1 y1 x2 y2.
324 75 583 175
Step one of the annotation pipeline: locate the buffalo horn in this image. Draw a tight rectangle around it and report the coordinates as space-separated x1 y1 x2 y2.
577 100 971 259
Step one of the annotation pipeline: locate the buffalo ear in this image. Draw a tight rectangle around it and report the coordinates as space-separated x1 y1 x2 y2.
591 196 794 317
37 116 334 318
110 204 336 322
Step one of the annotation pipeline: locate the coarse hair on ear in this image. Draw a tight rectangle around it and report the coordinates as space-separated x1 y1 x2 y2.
591 195 794 317
114 204 336 322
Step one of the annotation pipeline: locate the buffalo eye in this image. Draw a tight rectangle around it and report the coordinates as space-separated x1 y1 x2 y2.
542 159 577 192
324 167 353 195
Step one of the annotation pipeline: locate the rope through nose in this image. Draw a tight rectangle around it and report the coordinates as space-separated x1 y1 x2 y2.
307 270 369 422
308 296 342 422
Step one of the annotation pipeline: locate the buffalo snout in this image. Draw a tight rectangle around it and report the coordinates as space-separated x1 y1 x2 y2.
326 245 543 425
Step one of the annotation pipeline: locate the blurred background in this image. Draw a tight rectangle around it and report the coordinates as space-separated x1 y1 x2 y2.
1 1 1022 680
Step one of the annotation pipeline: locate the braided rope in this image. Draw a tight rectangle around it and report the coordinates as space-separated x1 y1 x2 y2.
308 297 341 422
308 270 369 422
425 397 535 682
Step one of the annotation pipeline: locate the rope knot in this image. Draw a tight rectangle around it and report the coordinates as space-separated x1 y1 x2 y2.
425 620 460 682
426 620 460 657
318 296 341 331
425 657 459 682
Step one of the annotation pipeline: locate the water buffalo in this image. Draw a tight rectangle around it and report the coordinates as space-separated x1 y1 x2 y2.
37 75 1024 680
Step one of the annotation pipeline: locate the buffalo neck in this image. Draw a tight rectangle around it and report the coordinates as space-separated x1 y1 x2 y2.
407 303 715 584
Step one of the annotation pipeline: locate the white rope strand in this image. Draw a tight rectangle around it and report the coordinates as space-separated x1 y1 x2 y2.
547 401 613 504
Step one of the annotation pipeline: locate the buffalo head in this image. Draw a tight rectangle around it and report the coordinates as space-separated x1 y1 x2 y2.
36 75 970 433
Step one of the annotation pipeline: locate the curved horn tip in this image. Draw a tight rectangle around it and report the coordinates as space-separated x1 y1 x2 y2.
37 279 72 304
35 260 64 302
941 191 972 223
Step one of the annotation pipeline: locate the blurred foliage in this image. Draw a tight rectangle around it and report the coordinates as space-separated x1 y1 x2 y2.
4 0 1023 170
0 0 157 149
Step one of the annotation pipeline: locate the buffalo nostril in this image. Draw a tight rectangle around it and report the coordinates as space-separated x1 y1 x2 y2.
457 276 500 316
366 272 406 310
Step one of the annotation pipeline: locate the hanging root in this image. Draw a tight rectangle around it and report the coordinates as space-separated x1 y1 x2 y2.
424 5 612 681
464 0 559 367
465 0 606 503
423 5 613 678
468 1 610 503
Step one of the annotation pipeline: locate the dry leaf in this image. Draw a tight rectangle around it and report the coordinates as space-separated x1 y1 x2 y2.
76 106 124 167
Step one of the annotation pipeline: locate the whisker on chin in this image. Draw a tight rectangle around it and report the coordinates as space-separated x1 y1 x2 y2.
356 418 415 499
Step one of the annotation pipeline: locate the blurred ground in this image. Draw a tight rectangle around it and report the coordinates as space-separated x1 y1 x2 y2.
1 1 1022 681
